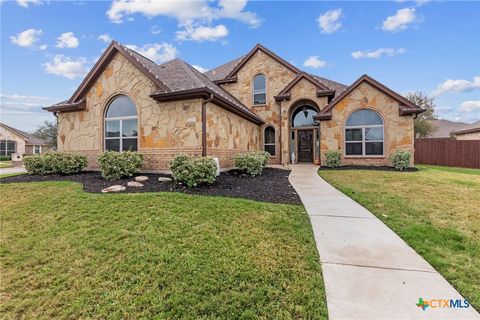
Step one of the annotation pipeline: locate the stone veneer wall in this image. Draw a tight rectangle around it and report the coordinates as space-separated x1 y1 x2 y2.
219 50 297 164
57 52 203 171
455 131 480 140
319 81 415 166
0 126 26 154
206 103 261 168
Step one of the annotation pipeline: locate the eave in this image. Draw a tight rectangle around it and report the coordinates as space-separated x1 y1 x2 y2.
43 99 86 113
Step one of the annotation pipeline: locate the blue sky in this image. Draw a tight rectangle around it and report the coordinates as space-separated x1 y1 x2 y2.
1 0 479 131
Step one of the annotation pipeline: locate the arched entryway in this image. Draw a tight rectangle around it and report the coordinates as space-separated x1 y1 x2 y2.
289 101 320 163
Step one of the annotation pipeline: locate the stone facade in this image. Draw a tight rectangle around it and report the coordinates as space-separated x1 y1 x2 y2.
319 81 415 166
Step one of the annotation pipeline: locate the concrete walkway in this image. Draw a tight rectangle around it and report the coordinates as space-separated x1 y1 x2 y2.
289 164 479 320
0 167 26 175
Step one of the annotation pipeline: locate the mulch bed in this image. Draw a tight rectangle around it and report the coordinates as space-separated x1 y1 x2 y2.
318 165 418 172
0 168 301 204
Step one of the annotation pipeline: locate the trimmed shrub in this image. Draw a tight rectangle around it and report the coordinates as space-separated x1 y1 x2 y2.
234 152 269 177
24 152 87 175
0 155 11 161
97 151 143 180
325 151 342 168
391 151 411 171
170 154 217 188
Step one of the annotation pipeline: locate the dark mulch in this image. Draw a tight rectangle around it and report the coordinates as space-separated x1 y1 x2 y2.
0 168 301 204
318 165 418 172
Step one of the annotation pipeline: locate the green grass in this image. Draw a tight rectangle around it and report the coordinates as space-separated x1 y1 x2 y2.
0 172 26 179
0 181 327 319
0 161 12 168
319 165 480 309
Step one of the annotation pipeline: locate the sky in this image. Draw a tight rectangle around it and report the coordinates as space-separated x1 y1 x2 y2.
1 0 479 132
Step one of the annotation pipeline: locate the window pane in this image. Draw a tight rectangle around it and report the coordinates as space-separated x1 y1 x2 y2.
365 127 383 141
265 127 275 144
106 139 120 151
254 93 266 105
346 142 362 155
292 106 318 127
122 119 138 137
0 141 6 150
123 138 138 152
106 95 137 118
253 75 266 91
365 142 383 155
265 144 275 156
106 120 120 137
346 128 362 141
7 141 16 151
346 109 383 126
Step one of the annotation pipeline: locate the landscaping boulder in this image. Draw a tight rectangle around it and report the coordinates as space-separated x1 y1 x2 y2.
101 185 126 193
158 177 172 182
135 176 149 182
127 181 144 187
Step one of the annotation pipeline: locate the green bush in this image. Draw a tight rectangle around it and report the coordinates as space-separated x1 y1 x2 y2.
325 151 342 168
24 152 87 175
170 154 217 188
234 152 269 177
97 151 143 180
391 151 411 170
0 155 11 161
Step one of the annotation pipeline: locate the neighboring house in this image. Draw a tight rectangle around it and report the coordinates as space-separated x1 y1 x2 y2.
44 41 424 170
0 123 47 157
451 121 480 140
428 119 468 138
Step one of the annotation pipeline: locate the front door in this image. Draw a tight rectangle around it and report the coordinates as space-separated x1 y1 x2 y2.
297 130 313 162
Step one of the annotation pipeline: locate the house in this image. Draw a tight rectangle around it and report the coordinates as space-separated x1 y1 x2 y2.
451 121 480 140
0 123 47 158
44 41 425 170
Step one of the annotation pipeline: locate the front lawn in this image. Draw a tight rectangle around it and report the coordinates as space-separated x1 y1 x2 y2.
0 161 12 168
319 165 480 309
0 181 327 319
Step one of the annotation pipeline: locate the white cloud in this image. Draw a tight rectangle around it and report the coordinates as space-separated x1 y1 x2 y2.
317 9 343 34
150 26 162 35
382 8 417 32
192 65 208 73
125 43 177 64
432 76 480 96
43 55 88 79
98 33 112 43
303 56 328 69
106 0 261 27
16 0 42 8
55 32 80 48
176 25 229 42
460 100 480 113
10 28 42 47
352 48 405 59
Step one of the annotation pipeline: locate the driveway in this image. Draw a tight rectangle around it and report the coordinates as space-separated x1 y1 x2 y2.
289 164 479 320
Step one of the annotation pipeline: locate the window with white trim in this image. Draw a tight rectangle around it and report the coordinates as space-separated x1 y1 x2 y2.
0 140 16 156
264 126 275 156
34 145 41 154
345 109 384 156
253 74 266 105
104 95 138 152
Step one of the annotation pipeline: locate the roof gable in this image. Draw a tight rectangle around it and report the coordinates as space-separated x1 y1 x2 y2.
68 41 170 105
274 73 335 102
316 74 425 120
0 123 46 145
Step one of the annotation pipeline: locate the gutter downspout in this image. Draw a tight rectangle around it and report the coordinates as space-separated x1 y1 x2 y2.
202 93 214 157
276 101 282 165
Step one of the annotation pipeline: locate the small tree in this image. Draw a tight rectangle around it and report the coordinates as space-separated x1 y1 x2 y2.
405 92 437 138
32 120 57 149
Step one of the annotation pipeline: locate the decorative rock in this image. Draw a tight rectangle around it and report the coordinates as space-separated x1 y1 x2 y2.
101 185 126 193
127 181 144 187
135 176 149 182
158 177 172 182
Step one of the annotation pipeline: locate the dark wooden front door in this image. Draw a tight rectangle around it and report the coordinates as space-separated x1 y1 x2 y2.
297 130 313 162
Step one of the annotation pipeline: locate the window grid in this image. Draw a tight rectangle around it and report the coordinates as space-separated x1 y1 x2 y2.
345 124 384 156
253 74 266 106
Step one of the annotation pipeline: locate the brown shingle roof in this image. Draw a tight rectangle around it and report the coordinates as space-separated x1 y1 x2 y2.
428 119 468 138
204 56 245 82
0 123 46 145
452 120 480 135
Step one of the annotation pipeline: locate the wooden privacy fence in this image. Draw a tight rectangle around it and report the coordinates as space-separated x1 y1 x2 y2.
414 138 480 169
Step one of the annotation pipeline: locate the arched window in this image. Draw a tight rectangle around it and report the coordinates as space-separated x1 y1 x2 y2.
104 95 138 152
345 109 384 156
264 126 275 156
291 105 318 128
0 140 16 156
253 74 266 105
